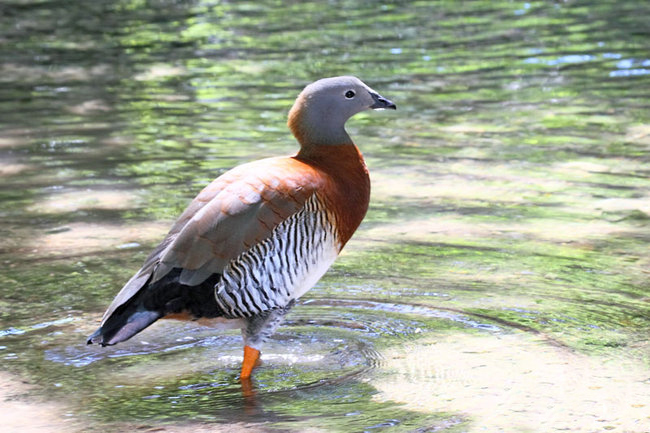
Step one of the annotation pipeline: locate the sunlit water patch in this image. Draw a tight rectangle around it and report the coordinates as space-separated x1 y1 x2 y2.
375 333 650 433
0 0 649 431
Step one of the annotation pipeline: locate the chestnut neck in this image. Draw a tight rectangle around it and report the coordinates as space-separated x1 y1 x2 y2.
294 144 370 247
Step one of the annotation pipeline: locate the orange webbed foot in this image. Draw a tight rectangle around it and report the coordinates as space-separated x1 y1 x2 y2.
240 345 261 380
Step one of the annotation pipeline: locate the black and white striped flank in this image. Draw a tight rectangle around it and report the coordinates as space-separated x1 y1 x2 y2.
214 194 339 318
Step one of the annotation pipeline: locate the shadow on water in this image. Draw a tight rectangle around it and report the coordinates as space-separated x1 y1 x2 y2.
1 0 649 432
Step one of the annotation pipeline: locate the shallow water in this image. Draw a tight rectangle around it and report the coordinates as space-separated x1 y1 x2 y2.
1 1 649 432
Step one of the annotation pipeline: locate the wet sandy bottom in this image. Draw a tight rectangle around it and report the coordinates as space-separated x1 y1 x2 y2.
9 324 649 432
374 332 649 433
0 372 272 433
0 373 79 433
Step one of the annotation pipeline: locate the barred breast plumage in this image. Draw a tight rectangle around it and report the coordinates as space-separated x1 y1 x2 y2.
87 76 395 381
216 194 339 318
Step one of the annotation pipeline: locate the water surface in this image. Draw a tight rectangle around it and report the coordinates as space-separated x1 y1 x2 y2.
1 1 649 432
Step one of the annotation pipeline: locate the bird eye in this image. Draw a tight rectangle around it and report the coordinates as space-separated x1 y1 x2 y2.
345 90 356 99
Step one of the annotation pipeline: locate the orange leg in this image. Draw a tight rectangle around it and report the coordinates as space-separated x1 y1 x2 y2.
240 345 261 379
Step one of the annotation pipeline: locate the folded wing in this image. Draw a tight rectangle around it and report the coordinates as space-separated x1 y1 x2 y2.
99 156 324 325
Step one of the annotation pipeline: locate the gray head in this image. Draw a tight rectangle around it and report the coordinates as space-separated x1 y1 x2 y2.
288 76 396 147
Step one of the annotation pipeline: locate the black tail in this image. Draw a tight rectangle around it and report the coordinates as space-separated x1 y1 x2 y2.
87 309 161 346
87 268 224 346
